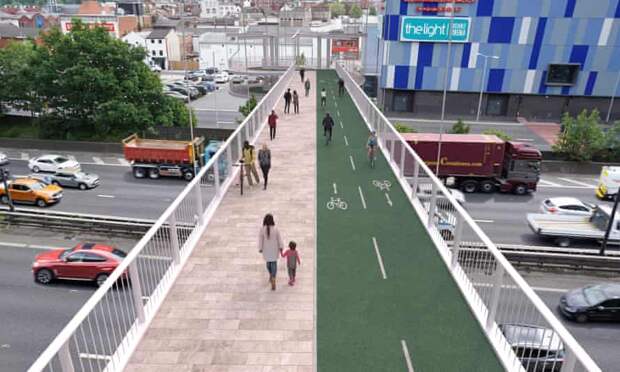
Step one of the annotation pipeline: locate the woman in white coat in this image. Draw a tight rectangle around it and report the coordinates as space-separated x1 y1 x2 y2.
258 213 284 290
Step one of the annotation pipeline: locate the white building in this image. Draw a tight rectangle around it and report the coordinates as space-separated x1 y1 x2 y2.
122 31 151 64
200 0 241 18
145 28 181 70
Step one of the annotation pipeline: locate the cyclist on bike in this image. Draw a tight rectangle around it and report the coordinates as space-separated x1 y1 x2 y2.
367 131 378 164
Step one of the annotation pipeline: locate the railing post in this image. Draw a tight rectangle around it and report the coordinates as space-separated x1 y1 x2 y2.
213 156 221 196
389 138 395 163
411 161 420 199
451 214 465 267
129 261 146 323
58 341 74 372
399 143 405 178
168 213 181 264
226 147 233 180
561 349 577 372
427 182 438 228
245 119 251 143
194 182 204 223
485 265 505 331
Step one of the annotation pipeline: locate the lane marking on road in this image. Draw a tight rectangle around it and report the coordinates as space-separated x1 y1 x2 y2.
358 186 367 209
473 219 494 223
344 135 349 146
538 184 593 189
349 155 356 171
538 179 563 187
118 158 130 166
339 120 344 129
333 183 338 195
337 110 341 117
193 108 239 112
474 282 567 294
92 157 105 165
401 340 415 372
387 117 523 127
79 353 112 361
558 177 597 188
372 237 387 279
0 242 55 250
385 193 393 207
514 138 535 142
21 152 29 160
335 101 338 107
97 194 115 198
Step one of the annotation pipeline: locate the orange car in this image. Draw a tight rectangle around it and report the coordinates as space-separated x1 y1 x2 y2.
0 178 63 207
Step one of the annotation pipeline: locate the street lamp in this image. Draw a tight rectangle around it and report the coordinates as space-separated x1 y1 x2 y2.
476 52 499 122
600 193 620 256
182 16 198 176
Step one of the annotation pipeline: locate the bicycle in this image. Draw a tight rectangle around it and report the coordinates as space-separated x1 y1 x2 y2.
326 197 348 210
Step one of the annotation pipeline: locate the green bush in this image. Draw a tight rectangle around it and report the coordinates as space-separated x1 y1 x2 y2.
394 123 416 133
553 109 605 161
449 119 470 134
482 128 512 141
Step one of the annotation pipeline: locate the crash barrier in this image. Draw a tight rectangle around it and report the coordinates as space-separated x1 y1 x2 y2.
27 64 296 372
336 62 601 372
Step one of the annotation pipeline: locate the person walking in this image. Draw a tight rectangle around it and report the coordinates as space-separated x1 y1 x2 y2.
281 241 301 286
299 68 305 83
304 78 311 97
292 90 299 114
258 143 271 190
322 112 334 145
320 88 327 107
338 78 345 96
242 140 260 186
268 110 278 140
283 88 292 114
258 214 284 291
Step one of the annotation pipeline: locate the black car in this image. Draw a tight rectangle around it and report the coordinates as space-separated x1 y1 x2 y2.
559 283 620 323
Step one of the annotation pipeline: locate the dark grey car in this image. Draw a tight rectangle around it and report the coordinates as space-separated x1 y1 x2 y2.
500 324 564 372
32 172 100 190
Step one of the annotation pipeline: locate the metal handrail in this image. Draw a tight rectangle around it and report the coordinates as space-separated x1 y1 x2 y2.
335 62 601 372
28 64 296 372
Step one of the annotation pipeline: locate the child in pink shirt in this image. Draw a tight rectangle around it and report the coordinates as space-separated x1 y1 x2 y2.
281 241 301 286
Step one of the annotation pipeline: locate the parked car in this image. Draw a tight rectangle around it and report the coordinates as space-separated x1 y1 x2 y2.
231 75 246 84
202 74 215 82
32 243 127 286
559 283 620 323
169 86 198 99
0 151 8 165
166 91 188 100
149 63 162 73
0 177 63 207
540 197 595 216
188 83 208 95
187 69 206 80
500 324 564 372
33 171 100 190
199 81 218 92
204 67 219 76
28 154 80 173
214 72 230 83
247 75 263 84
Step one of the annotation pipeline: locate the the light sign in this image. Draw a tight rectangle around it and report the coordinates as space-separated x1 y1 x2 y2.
400 16 471 43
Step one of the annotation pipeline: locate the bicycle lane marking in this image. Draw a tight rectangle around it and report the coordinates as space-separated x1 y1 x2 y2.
333 183 338 194
349 155 356 171
358 186 367 210
344 135 349 146
401 340 415 372
372 237 387 279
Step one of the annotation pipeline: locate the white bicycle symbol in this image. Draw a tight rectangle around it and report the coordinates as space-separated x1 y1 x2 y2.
326 197 348 210
372 180 392 191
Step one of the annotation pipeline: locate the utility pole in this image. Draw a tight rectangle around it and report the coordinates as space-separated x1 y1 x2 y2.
182 16 197 176
600 194 620 256
435 0 455 175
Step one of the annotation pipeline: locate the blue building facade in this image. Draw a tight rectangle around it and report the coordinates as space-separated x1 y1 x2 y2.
378 0 620 120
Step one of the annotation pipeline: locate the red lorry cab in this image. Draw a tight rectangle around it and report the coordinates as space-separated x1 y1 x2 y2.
401 133 542 195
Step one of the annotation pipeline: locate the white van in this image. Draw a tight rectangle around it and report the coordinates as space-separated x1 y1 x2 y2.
596 166 620 199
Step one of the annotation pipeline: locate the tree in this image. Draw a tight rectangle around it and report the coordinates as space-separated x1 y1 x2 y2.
601 121 620 161
394 123 416 133
0 20 190 140
239 95 258 117
449 119 470 134
369 6 377 16
349 4 362 18
482 128 512 141
553 109 605 161
0 41 41 115
330 2 346 18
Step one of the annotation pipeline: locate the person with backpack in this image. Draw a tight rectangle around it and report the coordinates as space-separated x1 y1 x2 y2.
242 140 260 186
322 113 334 145
258 143 271 190
283 88 292 114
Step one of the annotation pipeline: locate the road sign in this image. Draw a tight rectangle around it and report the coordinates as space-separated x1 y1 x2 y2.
400 16 471 43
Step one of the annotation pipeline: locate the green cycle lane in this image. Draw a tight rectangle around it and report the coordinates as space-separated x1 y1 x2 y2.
316 70 503 372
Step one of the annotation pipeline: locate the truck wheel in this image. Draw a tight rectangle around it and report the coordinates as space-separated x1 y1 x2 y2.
479 180 495 193
36 199 47 207
460 180 478 193
513 184 527 195
133 167 146 178
149 168 160 179
555 237 571 248
183 170 194 181
0 195 8 204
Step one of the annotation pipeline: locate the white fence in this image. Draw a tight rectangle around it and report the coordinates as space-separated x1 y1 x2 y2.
28 64 296 372
335 62 601 372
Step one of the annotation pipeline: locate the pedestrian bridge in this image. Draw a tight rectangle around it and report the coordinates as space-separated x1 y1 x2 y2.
28 65 601 372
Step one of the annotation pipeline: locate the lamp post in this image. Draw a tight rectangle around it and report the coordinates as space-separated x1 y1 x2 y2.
476 52 499 122
600 193 620 256
182 16 198 176
606 70 620 123
0 168 14 212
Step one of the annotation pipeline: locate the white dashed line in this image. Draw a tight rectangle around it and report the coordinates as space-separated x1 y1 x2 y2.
557 178 597 188
474 219 494 224
118 158 130 166
92 157 105 165
538 179 562 187
339 120 343 129
97 194 115 198
349 156 356 171
344 136 349 146
401 340 414 372
337 110 340 117
358 186 367 209
333 183 338 195
372 237 387 279
385 193 393 207
21 152 29 160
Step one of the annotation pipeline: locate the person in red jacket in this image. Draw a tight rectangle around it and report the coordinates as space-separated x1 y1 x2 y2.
281 241 301 286
268 110 278 140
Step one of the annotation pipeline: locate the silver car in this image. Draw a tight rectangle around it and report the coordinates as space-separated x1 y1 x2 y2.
32 171 100 190
0 152 8 166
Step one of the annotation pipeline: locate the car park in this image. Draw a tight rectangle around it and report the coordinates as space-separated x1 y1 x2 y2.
0 177 63 207
0 152 8 165
32 243 127 287
34 171 100 190
499 324 564 372
540 197 594 216
559 283 620 323
28 154 80 173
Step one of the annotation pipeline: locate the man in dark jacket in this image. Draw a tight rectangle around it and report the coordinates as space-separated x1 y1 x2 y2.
338 78 345 96
299 68 305 82
283 89 292 114
322 113 335 145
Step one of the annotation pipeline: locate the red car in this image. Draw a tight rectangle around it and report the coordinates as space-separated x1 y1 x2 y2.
32 243 127 286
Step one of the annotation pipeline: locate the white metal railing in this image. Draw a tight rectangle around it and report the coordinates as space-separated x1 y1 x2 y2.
336 62 601 372
28 64 296 372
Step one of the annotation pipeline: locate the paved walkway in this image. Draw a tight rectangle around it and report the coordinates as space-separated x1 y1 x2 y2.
126 72 316 372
